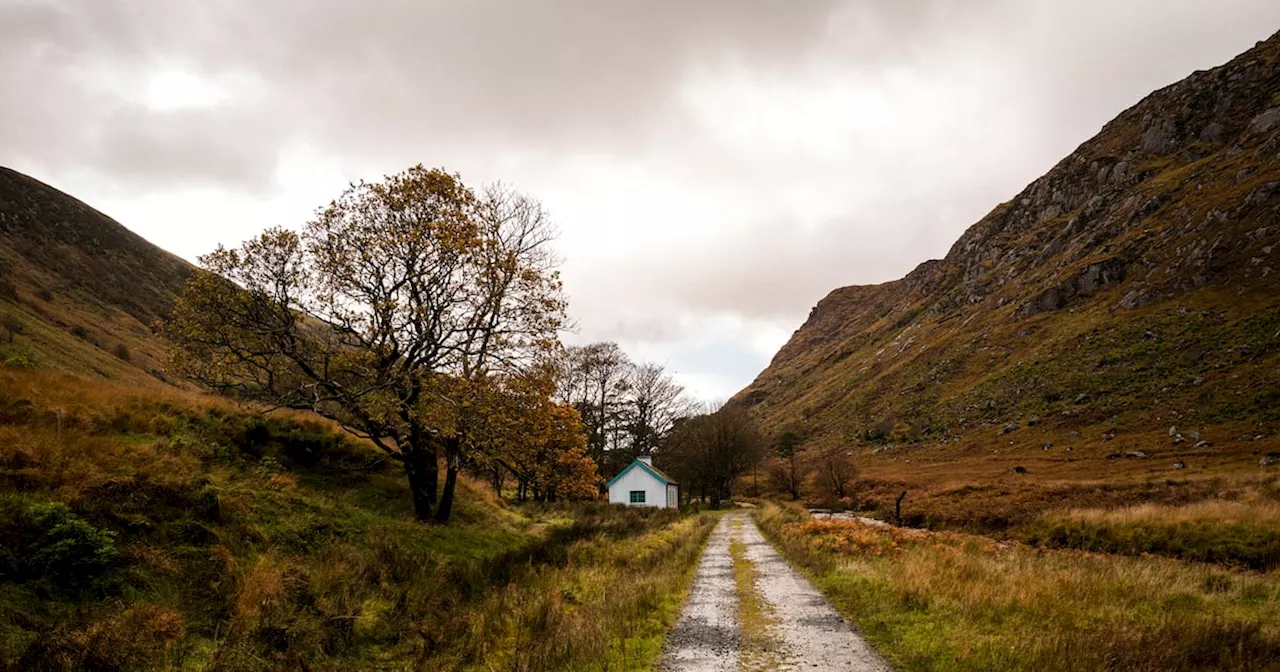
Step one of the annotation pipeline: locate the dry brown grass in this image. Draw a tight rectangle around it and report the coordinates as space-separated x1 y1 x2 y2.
755 502 1280 671
0 367 717 671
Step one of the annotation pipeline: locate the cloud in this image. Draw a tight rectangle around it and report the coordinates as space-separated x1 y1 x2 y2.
3 0 1280 400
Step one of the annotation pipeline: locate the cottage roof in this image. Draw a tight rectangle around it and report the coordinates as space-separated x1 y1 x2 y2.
606 458 679 487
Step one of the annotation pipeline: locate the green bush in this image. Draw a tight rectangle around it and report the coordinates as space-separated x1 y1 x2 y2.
0 499 119 591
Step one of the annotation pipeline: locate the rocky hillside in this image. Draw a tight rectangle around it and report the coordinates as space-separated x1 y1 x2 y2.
0 167 192 381
736 31 1280 455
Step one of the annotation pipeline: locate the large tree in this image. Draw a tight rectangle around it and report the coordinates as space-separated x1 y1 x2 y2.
660 404 766 507
619 362 692 467
558 342 631 465
164 166 566 523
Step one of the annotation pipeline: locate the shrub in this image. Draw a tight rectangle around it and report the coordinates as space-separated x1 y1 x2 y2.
0 499 120 591
2 353 34 368
36 288 53 302
111 343 131 361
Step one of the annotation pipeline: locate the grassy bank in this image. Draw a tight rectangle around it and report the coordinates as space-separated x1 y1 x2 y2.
0 368 716 670
753 502 1280 672
1019 499 1280 570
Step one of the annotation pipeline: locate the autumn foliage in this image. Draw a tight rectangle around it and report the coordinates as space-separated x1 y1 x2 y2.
164 165 594 522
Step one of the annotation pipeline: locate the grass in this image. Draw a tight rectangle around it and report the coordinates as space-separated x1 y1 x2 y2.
754 502 1280 672
1019 499 1280 570
0 367 717 671
729 518 780 671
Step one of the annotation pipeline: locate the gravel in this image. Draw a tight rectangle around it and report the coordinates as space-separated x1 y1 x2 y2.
658 515 740 671
660 512 891 671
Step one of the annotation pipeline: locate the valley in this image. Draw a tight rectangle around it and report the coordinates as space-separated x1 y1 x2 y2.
1 14 1280 672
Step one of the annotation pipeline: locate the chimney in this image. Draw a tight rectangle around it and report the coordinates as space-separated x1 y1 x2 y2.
637 455 653 465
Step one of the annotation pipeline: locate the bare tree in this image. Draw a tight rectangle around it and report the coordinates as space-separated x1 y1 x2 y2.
559 342 631 466
623 362 693 459
816 446 859 501
660 404 766 507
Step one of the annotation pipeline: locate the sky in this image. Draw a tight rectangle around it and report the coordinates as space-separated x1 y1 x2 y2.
4 1 1280 401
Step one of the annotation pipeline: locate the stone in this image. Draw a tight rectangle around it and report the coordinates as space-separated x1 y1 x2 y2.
1117 289 1151 309
1168 426 1179 437
1248 107 1280 135
1074 393 1090 404
1190 431 1202 441
1195 440 1212 448
1172 435 1186 445
1142 119 1175 154
1259 454 1280 466
1126 450 1147 459
1012 466 1028 474
1000 423 1019 435
1173 461 1187 469
1110 161 1130 184
1042 442 1054 451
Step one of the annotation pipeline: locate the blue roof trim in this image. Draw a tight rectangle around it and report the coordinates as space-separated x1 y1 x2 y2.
606 459 678 488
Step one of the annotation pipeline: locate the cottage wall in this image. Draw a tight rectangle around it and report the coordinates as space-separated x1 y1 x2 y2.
607 466 668 508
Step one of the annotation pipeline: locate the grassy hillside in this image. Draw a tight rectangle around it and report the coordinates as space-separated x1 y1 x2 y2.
0 167 191 383
0 368 716 671
735 33 1280 509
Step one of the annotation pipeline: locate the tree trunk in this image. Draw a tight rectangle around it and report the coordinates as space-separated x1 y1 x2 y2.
433 436 461 524
404 443 438 522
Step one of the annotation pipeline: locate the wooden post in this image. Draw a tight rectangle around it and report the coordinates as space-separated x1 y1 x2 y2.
895 490 907 527
56 408 62 437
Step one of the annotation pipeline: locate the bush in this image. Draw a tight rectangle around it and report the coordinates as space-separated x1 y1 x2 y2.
2 353 34 368
0 499 119 592
112 343 131 361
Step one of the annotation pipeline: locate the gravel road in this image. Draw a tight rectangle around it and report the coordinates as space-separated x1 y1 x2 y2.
660 512 890 671
658 514 740 671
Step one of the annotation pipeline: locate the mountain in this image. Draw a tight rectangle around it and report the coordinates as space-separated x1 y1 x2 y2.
0 167 192 381
735 32 1280 460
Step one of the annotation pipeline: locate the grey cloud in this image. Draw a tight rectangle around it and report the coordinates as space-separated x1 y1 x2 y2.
4 0 1280 399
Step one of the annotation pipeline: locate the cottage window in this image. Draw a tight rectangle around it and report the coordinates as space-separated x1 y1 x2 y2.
629 490 646 504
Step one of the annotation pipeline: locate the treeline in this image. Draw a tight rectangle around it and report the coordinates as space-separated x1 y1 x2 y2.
163 163 856 523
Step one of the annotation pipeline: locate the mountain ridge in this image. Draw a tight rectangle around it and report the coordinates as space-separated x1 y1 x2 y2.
735 30 1280 455
0 166 192 381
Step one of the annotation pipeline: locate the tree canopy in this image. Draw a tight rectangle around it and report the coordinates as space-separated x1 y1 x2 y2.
165 165 587 522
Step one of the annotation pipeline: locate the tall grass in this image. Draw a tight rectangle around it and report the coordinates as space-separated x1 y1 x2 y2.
0 368 717 671
754 502 1280 672
1021 500 1280 570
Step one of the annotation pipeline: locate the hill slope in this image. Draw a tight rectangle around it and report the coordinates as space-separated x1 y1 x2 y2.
736 32 1280 464
0 167 191 381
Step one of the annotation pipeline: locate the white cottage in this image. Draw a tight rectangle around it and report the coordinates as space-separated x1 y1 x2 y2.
607 455 678 508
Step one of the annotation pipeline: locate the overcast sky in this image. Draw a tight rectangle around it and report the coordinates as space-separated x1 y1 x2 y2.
4 1 1279 400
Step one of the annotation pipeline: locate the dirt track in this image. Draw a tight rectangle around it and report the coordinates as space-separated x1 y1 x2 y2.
659 512 890 671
